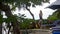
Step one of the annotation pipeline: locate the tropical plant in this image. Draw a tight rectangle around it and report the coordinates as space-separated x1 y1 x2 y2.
48 10 59 21
0 0 49 34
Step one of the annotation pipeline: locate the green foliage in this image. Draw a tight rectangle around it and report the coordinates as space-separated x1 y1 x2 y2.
20 19 34 29
56 9 60 19
12 14 34 29
48 10 59 21
18 17 34 29
0 15 3 24
14 14 34 29
5 15 17 23
42 19 48 24
48 16 58 21
0 0 49 10
0 0 50 29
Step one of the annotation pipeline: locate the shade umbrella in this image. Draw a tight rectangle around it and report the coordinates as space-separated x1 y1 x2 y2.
46 0 60 10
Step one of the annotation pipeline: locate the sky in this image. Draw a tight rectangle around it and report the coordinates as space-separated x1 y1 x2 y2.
13 0 56 20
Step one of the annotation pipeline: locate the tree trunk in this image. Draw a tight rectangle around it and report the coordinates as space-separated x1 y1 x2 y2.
11 21 20 34
26 6 36 28
0 10 2 34
26 6 35 20
0 24 2 34
7 23 11 34
0 2 20 34
0 2 12 17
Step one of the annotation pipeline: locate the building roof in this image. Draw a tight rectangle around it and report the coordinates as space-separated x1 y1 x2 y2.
46 0 60 10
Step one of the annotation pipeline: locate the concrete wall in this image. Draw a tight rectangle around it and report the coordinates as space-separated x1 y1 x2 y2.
20 29 52 34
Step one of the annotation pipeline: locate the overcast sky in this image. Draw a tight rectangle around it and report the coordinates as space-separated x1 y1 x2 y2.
13 0 56 20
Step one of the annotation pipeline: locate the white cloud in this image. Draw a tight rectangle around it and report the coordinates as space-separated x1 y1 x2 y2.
13 0 56 20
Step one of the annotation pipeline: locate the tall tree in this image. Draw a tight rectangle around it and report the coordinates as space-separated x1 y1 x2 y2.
0 0 49 34
0 0 49 20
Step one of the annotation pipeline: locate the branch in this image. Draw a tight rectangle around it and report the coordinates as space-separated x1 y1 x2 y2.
26 6 35 20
